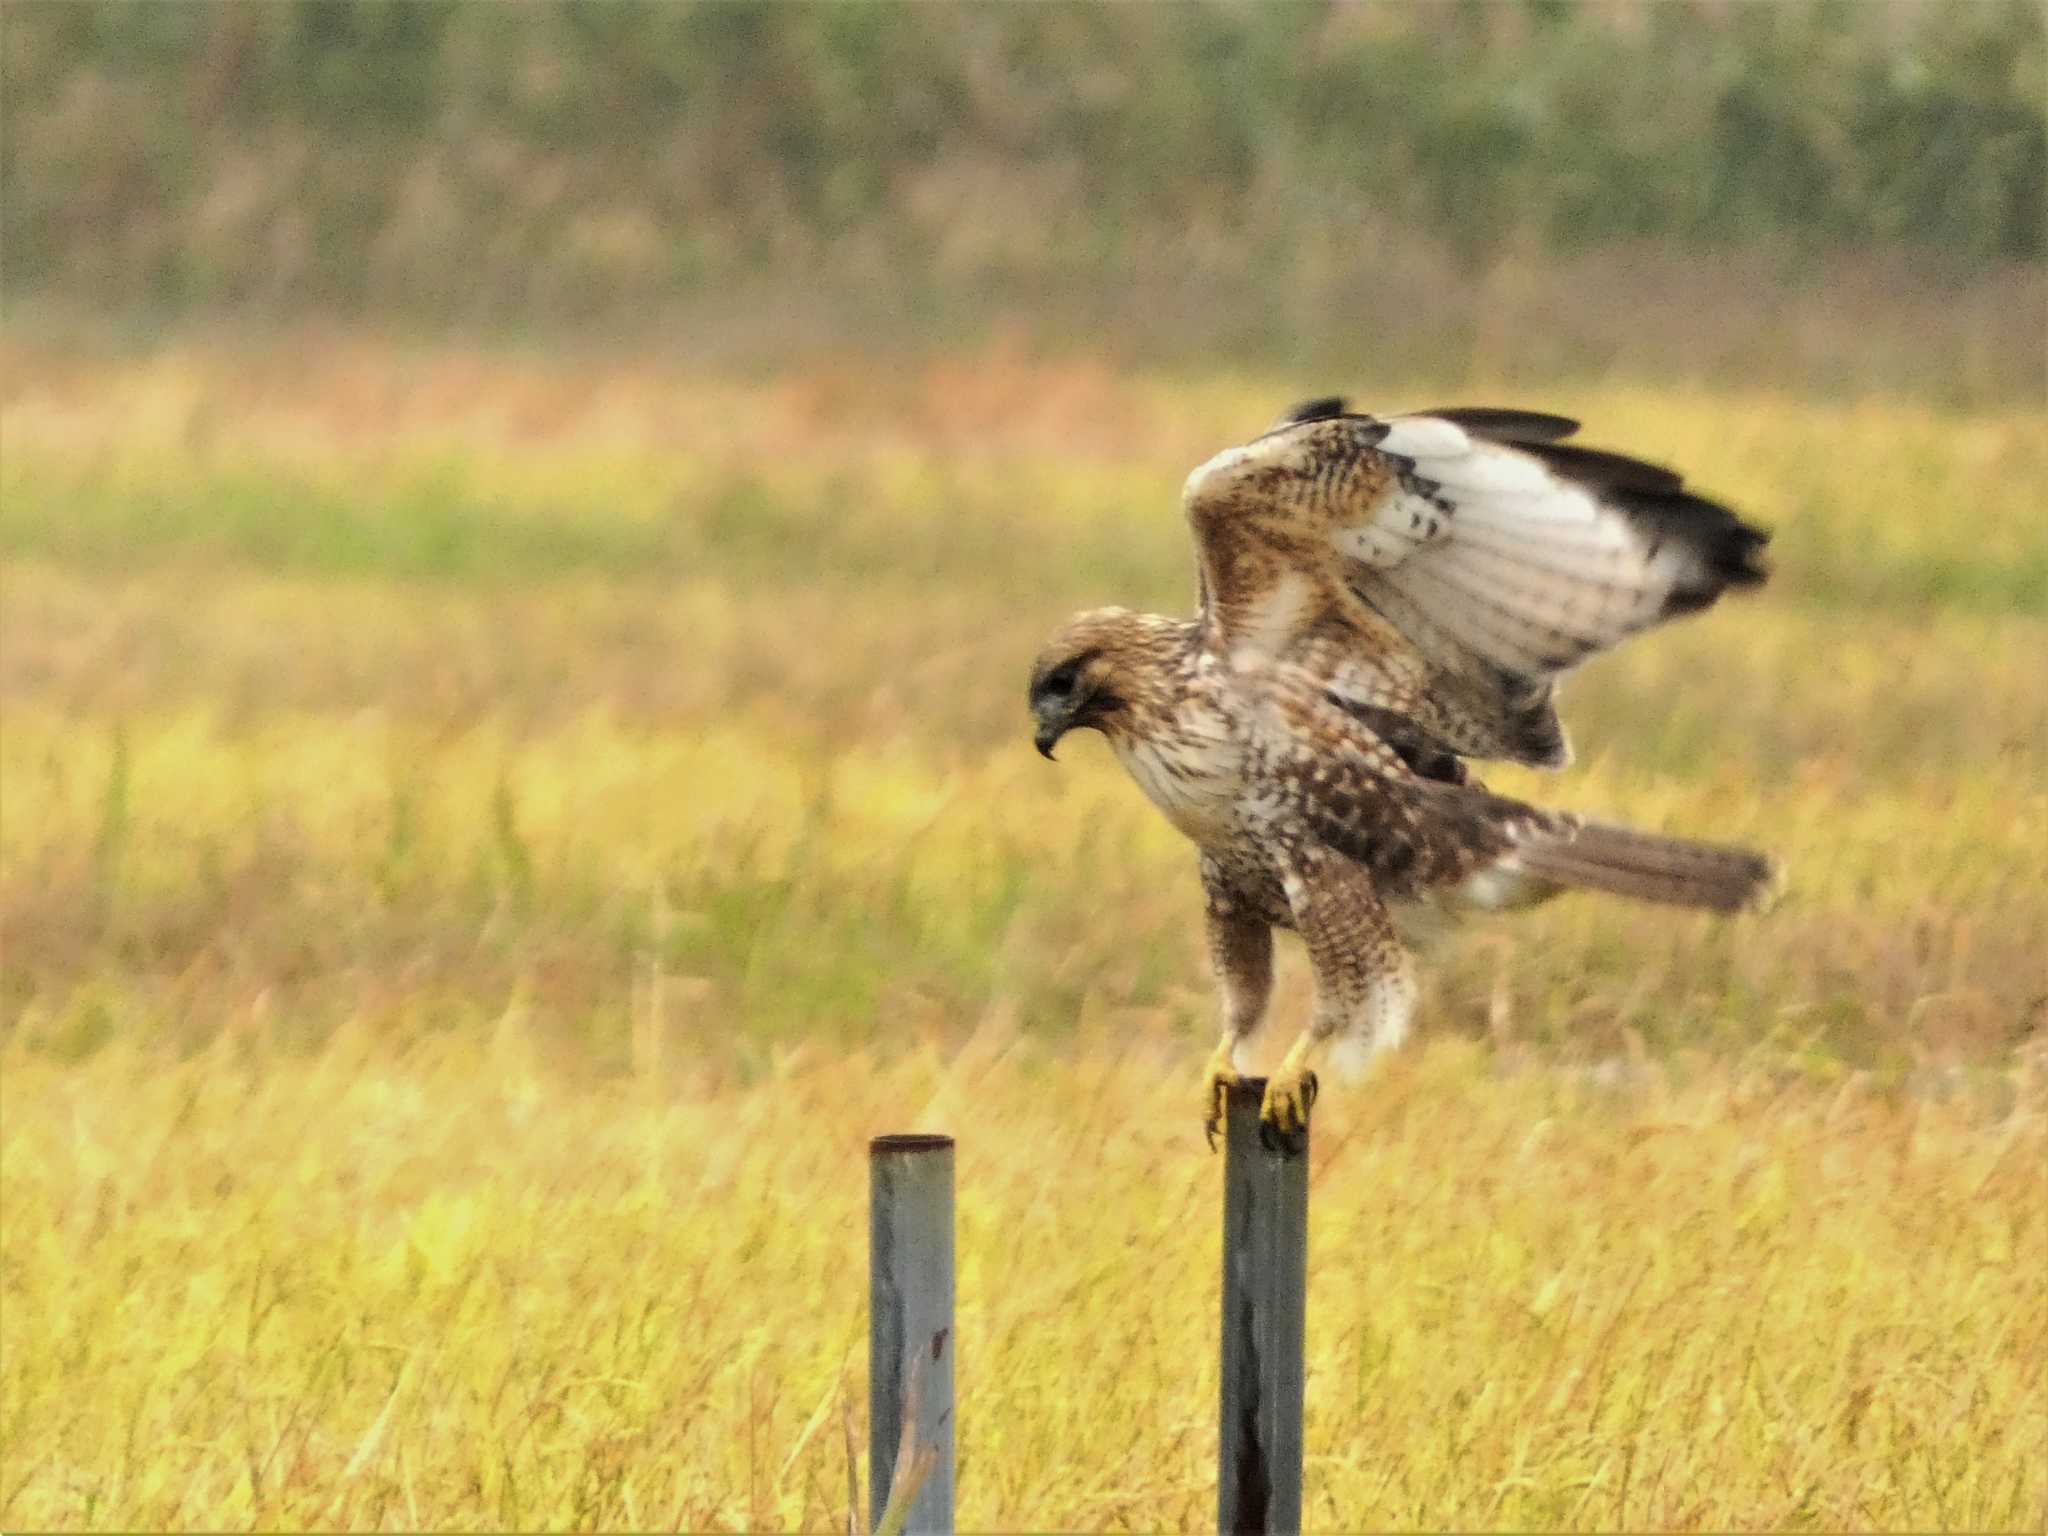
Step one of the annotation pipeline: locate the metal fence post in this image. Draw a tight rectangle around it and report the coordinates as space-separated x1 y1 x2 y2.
868 1133 955 1534
1218 1078 1308 1536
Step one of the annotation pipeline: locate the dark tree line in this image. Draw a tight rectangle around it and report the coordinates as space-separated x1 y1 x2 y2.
4 0 2040 324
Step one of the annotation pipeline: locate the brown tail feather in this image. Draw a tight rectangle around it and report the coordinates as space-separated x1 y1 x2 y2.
1513 822 1778 913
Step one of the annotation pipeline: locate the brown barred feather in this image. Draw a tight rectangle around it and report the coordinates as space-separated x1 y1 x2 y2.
1514 823 1778 913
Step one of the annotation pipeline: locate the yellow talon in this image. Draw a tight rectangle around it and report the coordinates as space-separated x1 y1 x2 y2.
1202 1042 1242 1150
1258 1066 1319 1134
1259 1033 1323 1136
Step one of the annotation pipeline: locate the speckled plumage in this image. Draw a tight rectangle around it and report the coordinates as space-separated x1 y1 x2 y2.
1027 400 1778 1135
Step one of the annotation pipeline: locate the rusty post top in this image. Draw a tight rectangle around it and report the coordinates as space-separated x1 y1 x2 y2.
869 1133 955 1155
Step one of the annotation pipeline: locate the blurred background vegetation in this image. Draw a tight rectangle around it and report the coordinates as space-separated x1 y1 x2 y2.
5 0 2044 393
6 10 2046 1525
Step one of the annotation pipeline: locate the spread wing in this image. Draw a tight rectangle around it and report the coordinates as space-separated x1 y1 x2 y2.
1182 399 1768 767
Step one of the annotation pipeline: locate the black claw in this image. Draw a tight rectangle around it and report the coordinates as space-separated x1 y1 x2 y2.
1257 1077 1314 1155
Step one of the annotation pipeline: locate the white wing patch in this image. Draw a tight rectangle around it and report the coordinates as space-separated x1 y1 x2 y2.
1338 414 1734 677
1374 417 1470 460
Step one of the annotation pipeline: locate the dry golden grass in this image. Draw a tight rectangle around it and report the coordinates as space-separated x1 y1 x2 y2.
6 1030 2042 1530
2 336 2044 1529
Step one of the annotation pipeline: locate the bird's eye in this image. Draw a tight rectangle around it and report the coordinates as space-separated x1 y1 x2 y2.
1042 662 1082 697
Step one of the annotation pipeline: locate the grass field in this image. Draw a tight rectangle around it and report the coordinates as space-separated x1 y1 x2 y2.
2 335 2044 1530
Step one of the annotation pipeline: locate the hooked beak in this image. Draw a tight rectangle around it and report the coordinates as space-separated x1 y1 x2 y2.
1031 676 1118 763
1032 690 1087 761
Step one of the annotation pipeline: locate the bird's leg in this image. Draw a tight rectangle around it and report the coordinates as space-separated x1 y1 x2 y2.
1202 1032 1244 1151
1263 849 1411 1135
1269 950 1417 1130
1200 878 1272 1149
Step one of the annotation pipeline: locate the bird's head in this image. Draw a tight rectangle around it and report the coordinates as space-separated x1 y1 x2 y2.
1027 607 1182 760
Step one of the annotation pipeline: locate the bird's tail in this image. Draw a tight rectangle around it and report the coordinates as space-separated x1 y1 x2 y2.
1504 821 1779 914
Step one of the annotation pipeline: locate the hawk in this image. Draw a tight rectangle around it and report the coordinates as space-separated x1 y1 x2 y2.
1027 398 1777 1143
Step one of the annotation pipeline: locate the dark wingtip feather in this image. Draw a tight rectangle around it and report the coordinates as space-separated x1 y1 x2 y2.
1524 440 1686 495
1614 488 1773 611
1418 406 1582 444
1277 395 1351 426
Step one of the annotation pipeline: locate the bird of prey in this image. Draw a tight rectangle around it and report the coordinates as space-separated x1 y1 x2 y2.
1027 398 1776 1143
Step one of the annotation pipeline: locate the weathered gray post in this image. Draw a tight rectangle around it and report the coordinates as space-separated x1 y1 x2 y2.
1218 1078 1308 1536
868 1134 955 1534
